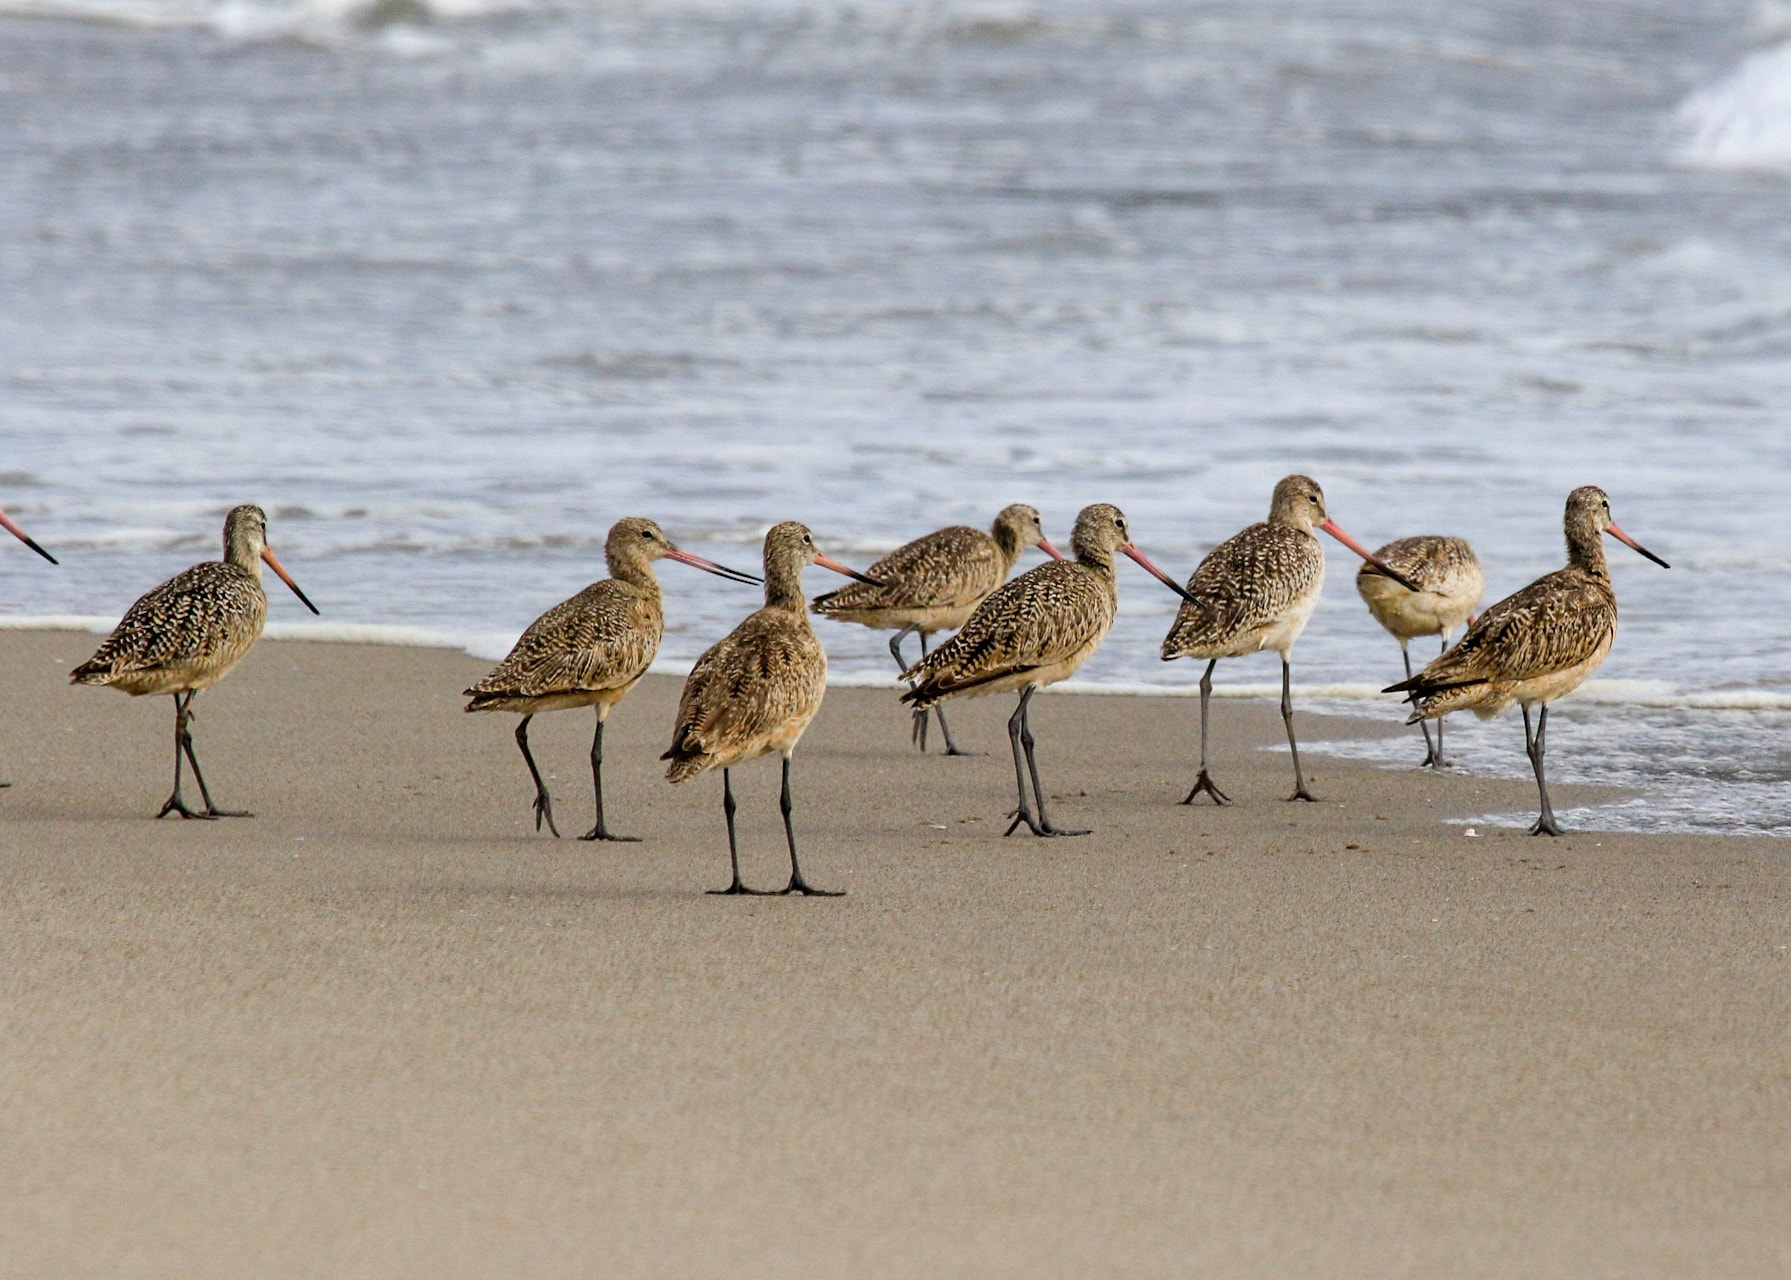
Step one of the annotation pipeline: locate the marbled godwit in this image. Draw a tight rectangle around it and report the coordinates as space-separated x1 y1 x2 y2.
69 505 318 819
1161 475 1419 805
663 521 880 896
464 518 759 841
1385 486 1667 836
0 506 57 566
812 503 1064 755
2 504 57 789
902 503 1195 837
1356 535 1484 768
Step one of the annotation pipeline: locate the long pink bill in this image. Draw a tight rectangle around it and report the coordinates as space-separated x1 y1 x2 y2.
663 545 762 585
814 551 884 587
0 508 57 565
261 546 321 615
1605 521 1670 569
1121 542 1199 605
1318 518 1422 593
1037 538 1067 561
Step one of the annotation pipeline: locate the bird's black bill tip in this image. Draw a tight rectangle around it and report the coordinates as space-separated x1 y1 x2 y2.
288 582 322 614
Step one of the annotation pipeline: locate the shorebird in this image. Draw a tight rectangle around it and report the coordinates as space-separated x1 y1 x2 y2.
70 504 318 818
2 504 57 788
811 503 1063 754
1161 475 1419 805
1385 486 1667 836
663 522 879 896
1356 535 1484 768
465 518 760 841
902 503 1196 837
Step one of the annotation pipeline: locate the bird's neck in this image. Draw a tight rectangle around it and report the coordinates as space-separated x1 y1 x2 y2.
608 550 662 594
1565 521 1609 579
1073 547 1116 577
764 560 808 610
991 521 1024 569
225 537 261 574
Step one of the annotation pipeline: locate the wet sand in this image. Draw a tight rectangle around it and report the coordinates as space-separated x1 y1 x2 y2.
2 629 1787 1277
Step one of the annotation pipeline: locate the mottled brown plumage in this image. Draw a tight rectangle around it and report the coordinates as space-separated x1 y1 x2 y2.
70 504 318 819
1162 475 1406 804
1356 536 1484 644
813 503 1061 754
1356 534 1485 768
812 504 1053 632
466 517 758 841
1386 486 1669 835
665 521 878 895
904 503 1192 837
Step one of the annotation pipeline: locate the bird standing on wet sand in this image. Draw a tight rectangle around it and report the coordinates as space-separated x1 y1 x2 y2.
1161 475 1420 805
902 503 1196 837
811 503 1063 755
465 518 760 841
1385 486 1667 836
1356 535 1484 768
663 522 880 896
2 504 58 789
70 504 318 818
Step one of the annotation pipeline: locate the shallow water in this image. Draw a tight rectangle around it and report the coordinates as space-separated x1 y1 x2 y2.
2 0 1789 833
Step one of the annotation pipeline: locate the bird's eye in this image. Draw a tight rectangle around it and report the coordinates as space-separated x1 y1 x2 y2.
1308 494 1318 504
640 528 653 538
803 534 812 544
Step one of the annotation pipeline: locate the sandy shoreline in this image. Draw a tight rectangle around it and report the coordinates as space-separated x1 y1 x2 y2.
2 629 1787 1277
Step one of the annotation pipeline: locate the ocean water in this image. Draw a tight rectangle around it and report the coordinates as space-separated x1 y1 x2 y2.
2 0 1789 834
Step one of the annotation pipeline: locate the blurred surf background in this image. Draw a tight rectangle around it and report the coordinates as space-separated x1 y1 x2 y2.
2 0 1788 832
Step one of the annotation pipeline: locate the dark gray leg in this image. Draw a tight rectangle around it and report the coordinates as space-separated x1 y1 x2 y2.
708 768 765 895
1524 703 1562 836
1282 655 1316 802
579 713 639 842
156 691 201 819
514 714 560 838
1181 659 1231 805
1433 634 1450 767
1404 647 1441 768
1003 689 1044 836
776 756 842 896
918 633 973 757
891 624 932 753
1019 689 1089 838
158 691 247 819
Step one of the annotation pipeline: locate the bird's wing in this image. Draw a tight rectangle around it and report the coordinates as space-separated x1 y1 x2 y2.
907 562 1108 697
1404 569 1614 690
468 582 659 698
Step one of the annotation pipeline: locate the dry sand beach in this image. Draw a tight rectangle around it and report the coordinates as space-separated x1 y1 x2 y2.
2 628 1787 1277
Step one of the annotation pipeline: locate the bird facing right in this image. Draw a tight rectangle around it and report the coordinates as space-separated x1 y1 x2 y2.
70 504 319 819
1161 475 1418 804
664 521 880 897
1384 486 1667 836
1356 535 1484 768
902 503 1195 837
812 503 1063 755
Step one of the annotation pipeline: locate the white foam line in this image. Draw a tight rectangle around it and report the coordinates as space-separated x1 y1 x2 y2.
0 614 120 635
262 621 470 649
7 616 1791 711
